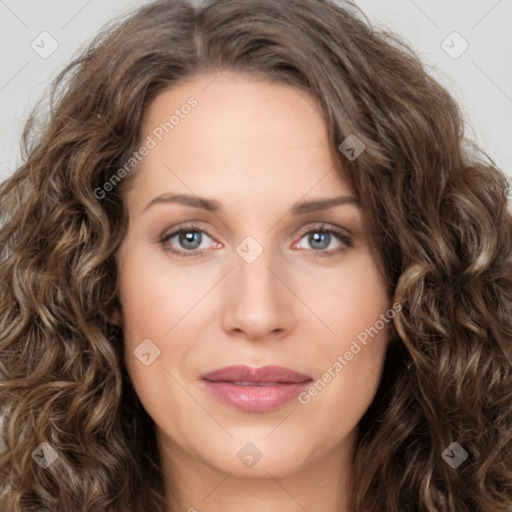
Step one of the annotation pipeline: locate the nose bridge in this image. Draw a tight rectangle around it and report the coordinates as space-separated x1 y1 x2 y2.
234 236 282 307
221 235 294 338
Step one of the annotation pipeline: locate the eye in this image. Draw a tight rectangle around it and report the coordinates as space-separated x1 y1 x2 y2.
294 223 353 256
159 223 218 258
159 222 353 258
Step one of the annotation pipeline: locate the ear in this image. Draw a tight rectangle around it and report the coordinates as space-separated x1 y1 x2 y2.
108 305 122 326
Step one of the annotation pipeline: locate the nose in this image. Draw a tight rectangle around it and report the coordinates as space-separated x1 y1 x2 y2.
221 242 295 342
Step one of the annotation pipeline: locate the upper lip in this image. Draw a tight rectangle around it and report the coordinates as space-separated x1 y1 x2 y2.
201 365 312 384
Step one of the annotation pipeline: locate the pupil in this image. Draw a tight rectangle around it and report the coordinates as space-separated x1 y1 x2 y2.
310 232 329 250
180 231 201 249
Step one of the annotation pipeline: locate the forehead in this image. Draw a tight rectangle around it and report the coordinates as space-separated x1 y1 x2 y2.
141 71 329 148
128 71 354 209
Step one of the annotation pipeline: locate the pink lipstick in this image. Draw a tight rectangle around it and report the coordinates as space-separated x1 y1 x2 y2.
200 365 312 412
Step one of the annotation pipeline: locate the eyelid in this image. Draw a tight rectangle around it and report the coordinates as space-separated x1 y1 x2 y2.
295 222 352 241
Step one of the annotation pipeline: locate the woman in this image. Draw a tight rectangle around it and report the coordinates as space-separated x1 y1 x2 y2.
1 0 511 511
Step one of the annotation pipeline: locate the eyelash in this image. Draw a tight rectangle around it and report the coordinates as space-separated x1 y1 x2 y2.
159 222 353 258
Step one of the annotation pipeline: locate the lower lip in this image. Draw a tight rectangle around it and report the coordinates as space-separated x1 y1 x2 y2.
202 380 311 412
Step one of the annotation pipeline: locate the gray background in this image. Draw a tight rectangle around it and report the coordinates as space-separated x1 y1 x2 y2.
1 0 511 182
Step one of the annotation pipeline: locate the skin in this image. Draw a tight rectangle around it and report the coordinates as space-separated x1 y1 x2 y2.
116 71 393 512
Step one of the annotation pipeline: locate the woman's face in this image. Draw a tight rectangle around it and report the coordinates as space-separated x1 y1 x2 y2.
117 71 393 480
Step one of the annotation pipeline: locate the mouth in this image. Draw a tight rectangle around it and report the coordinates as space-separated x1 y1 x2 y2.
200 364 312 384
200 365 313 412
227 381 290 386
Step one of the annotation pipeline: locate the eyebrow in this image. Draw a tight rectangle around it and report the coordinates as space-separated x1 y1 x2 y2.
142 193 361 214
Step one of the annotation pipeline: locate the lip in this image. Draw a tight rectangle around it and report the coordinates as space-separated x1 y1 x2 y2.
200 365 313 412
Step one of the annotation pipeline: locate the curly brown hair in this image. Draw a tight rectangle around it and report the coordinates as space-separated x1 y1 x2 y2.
1 0 511 510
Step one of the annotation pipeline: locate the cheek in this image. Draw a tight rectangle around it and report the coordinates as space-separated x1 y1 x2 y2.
117 250 200 345
299 251 392 406
117 247 204 411
303 250 391 344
